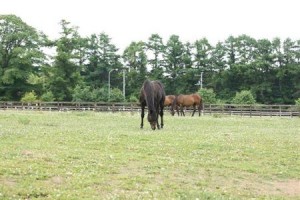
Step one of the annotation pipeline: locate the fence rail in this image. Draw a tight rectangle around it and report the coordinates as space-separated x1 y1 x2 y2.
0 101 299 117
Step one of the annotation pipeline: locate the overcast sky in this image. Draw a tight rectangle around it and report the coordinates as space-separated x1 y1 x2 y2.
1 0 299 51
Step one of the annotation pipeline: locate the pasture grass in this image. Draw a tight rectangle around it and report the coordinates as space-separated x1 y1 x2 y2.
0 110 299 199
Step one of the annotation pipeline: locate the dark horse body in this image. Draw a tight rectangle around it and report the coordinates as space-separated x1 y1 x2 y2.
139 80 166 130
171 93 203 116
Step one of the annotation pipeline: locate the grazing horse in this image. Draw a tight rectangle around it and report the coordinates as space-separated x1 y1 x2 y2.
139 80 166 130
164 95 176 114
171 93 203 116
164 95 176 107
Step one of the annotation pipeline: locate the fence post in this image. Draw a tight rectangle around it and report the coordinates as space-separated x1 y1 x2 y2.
279 105 282 117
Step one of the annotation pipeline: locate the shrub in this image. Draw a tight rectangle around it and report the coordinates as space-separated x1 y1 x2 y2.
232 90 256 104
295 98 300 106
40 91 55 102
110 88 124 102
129 94 138 102
198 88 217 104
21 91 38 102
72 85 93 102
93 87 108 102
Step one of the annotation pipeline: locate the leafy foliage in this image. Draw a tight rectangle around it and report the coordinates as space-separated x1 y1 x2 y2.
198 88 217 104
295 98 300 106
40 91 55 102
109 88 124 102
21 91 38 102
232 90 256 104
1 14 300 104
0 15 46 100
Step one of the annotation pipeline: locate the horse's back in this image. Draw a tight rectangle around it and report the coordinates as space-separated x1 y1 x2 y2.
177 93 201 106
192 93 201 104
141 80 165 105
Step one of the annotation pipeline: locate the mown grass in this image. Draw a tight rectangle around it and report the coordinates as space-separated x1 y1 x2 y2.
0 110 299 199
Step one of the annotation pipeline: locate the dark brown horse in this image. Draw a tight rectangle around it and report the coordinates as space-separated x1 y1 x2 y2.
139 80 166 130
171 93 203 116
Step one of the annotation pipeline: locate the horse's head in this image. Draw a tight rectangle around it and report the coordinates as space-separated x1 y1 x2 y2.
147 110 157 130
170 96 178 116
170 107 175 116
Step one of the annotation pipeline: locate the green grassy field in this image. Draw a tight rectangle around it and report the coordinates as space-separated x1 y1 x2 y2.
0 110 299 199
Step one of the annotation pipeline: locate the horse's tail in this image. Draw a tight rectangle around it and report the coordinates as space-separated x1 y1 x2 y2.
200 96 204 111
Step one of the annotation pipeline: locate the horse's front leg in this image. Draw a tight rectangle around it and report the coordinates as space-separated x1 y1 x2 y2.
140 105 145 129
160 105 164 129
156 112 160 129
192 105 196 116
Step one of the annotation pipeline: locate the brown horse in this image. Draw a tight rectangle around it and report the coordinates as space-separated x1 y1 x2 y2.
171 93 203 116
164 95 176 107
139 80 166 130
164 95 176 112
164 95 176 114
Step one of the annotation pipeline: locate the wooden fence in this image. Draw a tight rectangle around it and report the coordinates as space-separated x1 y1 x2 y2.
0 101 299 117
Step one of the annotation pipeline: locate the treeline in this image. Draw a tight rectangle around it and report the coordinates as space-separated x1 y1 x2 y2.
1 15 300 104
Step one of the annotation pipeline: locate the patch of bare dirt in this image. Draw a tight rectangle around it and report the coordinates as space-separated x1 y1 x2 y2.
230 178 300 197
0 178 17 187
21 150 34 156
271 179 300 196
50 176 64 184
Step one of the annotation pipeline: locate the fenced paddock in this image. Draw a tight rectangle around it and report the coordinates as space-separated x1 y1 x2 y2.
0 101 299 117
0 110 299 199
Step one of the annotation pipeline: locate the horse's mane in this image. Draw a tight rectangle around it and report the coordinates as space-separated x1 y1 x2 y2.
142 80 155 112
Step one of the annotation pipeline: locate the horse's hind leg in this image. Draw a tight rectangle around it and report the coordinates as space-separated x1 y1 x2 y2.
140 105 145 129
180 106 185 116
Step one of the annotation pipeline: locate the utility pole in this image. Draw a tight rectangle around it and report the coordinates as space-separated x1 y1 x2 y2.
200 71 203 89
123 69 126 101
108 69 117 101
195 72 203 89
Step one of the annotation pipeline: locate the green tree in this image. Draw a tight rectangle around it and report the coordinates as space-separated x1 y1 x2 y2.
274 38 300 103
252 39 275 103
210 42 227 97
146 34 165 81
0 15 46 100
48 20 82 101
123 41 148 98
164 35 185 94
84 33 121 89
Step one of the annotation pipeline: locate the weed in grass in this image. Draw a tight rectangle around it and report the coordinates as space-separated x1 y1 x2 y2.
17 117 30 125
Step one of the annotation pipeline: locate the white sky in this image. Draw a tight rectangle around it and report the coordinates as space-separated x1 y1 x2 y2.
1 0 299 52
